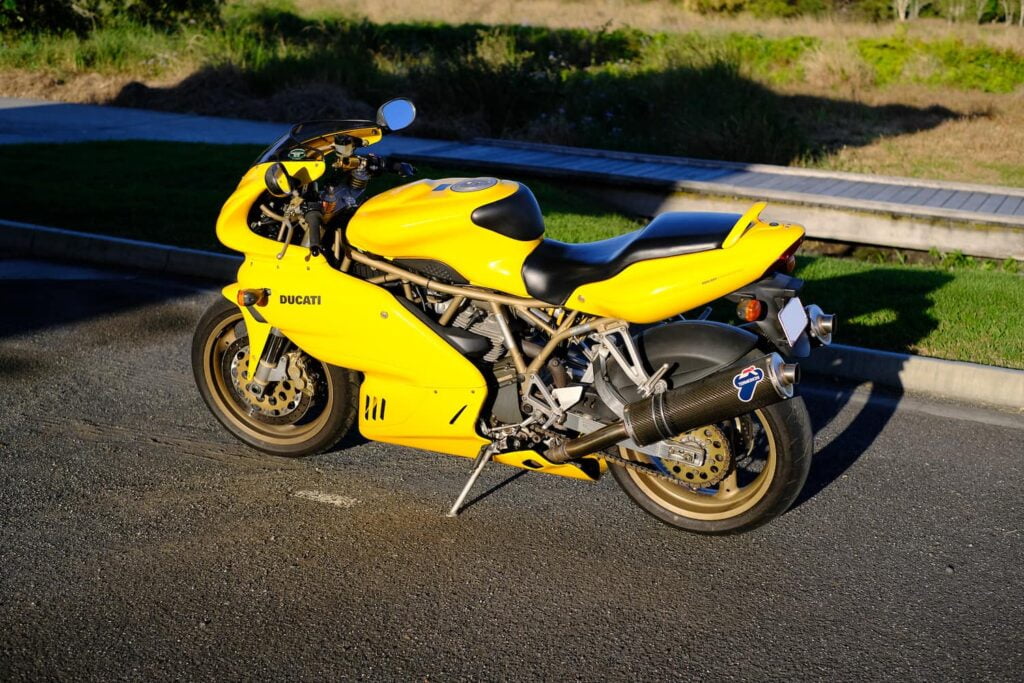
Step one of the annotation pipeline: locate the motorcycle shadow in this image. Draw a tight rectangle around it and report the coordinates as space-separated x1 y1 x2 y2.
797 380 903 509
792 264 954 509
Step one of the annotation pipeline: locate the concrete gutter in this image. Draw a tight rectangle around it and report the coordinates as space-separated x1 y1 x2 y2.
2 219 1022 411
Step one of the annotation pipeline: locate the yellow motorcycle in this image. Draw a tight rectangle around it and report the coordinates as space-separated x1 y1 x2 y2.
192 98 837 534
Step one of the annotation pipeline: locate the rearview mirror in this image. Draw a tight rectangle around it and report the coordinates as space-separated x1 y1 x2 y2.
264 162 295 197
376 98 416 131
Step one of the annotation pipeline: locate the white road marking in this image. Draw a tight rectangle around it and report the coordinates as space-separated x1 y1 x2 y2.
293 490 358 508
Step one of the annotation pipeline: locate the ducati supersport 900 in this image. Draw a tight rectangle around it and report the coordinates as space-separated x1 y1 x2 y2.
192 98 837 534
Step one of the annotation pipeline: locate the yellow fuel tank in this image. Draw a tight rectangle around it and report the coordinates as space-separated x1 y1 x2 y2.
347 177 544 297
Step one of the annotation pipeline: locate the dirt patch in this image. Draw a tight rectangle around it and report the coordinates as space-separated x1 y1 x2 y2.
0 65 375 123
796 85 1024 185
0 67 184 105
109 65 375 121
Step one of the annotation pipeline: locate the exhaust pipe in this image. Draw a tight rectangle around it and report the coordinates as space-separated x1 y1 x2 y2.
805 304 837 346
546 353 799 463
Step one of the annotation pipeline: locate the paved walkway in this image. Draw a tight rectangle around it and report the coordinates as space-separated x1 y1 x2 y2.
386 138 1024 228
0 97 287 145
4 97 1024 228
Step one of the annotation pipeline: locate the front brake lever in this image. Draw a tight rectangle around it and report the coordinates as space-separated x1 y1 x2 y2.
276 217 294 260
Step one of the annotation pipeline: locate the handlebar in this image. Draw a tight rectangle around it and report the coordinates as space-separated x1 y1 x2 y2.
362 153 415 178
304 209 323 256
280 153 415 258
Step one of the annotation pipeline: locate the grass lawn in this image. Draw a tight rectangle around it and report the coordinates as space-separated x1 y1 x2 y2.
1 140 1021 369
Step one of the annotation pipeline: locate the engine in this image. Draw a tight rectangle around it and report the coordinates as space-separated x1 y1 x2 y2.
450 304 506 362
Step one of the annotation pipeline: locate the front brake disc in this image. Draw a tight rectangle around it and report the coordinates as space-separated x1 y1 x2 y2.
223 340 312 425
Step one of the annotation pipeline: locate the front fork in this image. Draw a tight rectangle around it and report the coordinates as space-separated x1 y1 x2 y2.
247 328 291 398
222 285 290 393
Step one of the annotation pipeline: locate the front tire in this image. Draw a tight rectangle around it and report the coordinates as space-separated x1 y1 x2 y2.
610 397 812 535
191 297 358 457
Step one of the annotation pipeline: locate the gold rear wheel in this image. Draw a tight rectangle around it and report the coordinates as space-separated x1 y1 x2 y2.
191 298 358 456
610 399 812 534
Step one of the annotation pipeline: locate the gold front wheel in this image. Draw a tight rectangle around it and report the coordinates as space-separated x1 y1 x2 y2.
191 298 358 457
609 399 813 535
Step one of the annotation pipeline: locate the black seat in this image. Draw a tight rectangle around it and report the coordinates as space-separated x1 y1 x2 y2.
521 211 740 305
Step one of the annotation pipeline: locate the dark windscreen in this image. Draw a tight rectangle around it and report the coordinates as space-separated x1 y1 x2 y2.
254 119 378 165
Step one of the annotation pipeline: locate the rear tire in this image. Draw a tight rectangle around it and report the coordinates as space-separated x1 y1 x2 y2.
610 397 812 535
191 297 358 457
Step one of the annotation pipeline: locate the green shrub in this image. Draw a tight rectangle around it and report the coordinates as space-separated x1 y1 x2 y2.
747 0 832 18
923 39 1024 93
841 0 895 21
0 0 223 33
857 37 914 85
692 0 832 16
693 0 749 14
0 0 85 32
859 36 1024 93
721 33 819 83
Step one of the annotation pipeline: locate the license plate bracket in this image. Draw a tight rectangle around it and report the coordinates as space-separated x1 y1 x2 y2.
778 297 808 347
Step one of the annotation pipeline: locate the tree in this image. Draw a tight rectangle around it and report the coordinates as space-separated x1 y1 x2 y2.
910 0 932 17
942 0 968 21
894 0 912 19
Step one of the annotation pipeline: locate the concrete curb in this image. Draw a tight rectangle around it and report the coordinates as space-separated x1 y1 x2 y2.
3 219 1022 411
0 219 241 281
801 344 1024 411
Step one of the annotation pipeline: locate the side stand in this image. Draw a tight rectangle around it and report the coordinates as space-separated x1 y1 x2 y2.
446 447 494 518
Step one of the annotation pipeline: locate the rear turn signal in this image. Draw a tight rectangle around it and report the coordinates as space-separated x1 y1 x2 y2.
237 288 269 307
737 298 764 322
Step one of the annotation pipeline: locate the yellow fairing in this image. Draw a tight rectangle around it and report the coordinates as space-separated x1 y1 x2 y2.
347 178 541 297
233 252 489 457
217 161 325 255
217 166 487 458
215 168 606 479
569 215 805 323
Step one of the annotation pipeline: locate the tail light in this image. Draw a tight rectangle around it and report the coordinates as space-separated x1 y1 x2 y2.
768 237 803 276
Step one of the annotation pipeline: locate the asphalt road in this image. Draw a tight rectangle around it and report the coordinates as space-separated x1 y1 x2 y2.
1 259 1022 681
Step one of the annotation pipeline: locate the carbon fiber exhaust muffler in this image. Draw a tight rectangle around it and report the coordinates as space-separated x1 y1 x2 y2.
545 353 799 463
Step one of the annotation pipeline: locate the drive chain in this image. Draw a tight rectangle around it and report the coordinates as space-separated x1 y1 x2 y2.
600 447 716 490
